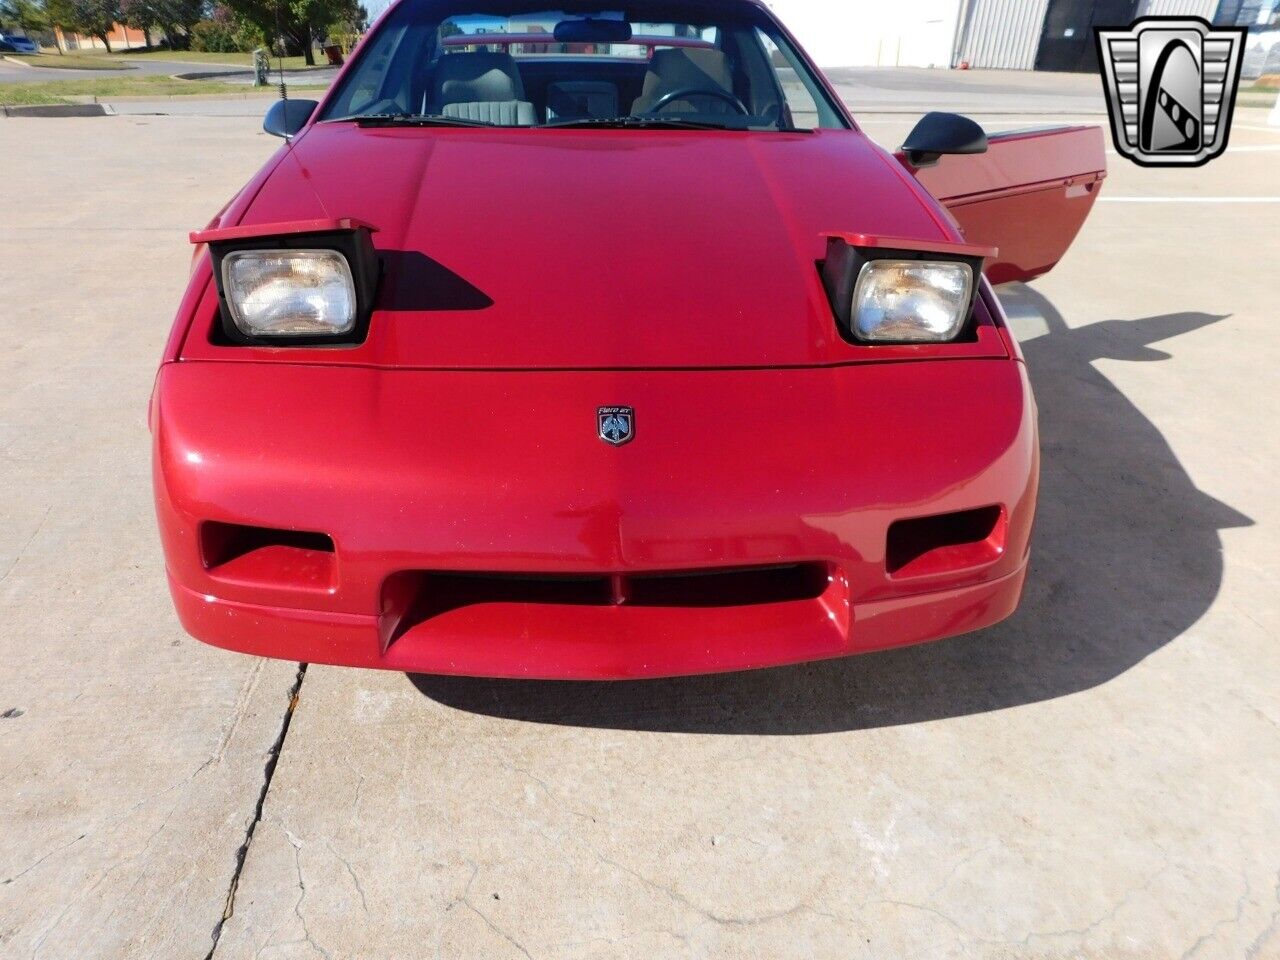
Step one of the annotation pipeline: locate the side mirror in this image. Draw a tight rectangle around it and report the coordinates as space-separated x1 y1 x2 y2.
900 112 988 168
264 99 319 139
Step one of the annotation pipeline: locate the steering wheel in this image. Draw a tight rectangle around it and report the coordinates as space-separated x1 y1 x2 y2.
645 87 749 116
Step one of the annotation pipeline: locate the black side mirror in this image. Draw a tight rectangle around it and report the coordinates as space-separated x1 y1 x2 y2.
900 112 988 168
264 99 319 139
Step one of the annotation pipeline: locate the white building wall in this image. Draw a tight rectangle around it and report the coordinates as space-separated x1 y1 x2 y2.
1137 0 1219 15
765 0 964 68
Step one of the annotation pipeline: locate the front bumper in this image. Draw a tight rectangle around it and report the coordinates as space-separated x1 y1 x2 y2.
153 359 1038 679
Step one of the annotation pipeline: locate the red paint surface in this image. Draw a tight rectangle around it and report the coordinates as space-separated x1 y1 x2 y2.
190 217 377 245
821 232 997 260
154 346 1038 678
905 125 1108 283
152 1 1103 677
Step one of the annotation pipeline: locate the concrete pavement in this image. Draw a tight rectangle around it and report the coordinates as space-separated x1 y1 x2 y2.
828 66 1108 114
1 91 1278 959
0 114 303 959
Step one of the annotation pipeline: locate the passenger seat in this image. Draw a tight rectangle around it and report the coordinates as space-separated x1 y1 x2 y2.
426 51 536 125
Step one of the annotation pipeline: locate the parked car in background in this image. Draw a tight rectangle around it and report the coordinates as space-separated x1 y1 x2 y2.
0 33 39 54
1243 23 1280 79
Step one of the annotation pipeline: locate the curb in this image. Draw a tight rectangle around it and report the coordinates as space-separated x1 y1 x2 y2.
2 102 113 117
2 54 135 72
173 68 333 81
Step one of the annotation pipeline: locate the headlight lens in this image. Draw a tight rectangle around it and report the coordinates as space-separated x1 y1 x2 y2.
222 249 356 338
851 260 973 343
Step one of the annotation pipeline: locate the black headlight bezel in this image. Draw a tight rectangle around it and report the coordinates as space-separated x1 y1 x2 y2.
195 219 381 348
820 233 995 346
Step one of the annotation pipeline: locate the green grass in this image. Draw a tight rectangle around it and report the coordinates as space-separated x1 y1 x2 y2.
10 52 133 70
109 49 319 70
1238 83 1280 107
0 75 325 105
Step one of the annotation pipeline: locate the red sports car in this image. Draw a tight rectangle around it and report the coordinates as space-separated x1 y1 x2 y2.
153 0 1106 679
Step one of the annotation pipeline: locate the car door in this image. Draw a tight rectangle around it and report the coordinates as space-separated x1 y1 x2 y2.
901 125 1108 284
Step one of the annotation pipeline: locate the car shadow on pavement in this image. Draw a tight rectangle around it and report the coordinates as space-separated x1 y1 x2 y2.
409 291 1252 733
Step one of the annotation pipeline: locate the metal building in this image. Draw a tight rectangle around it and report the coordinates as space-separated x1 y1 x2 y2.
954 0 1219 70
954 0 1052 70
774 0 1234 71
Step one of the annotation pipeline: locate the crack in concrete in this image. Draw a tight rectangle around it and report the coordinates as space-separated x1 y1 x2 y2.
2 833 87 886
0 505 50 586
1245 866 1280 960
286 829 334 960
461 899 535 960
859 857 1176 952
595 852 812 928
204 662 307 960
1179 869 1251 960
326 841 369 915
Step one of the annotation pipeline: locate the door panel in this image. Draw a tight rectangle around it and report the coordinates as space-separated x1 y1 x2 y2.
900 125 1108 284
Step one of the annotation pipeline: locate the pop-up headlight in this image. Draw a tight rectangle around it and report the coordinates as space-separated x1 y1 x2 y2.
222 249 356 338
821 233 996 345
191 218 379 346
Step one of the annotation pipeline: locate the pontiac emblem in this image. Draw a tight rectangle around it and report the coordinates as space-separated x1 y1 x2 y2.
598 406 635 447
1096 17 1247 167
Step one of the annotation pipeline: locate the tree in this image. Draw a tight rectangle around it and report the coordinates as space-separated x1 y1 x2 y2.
221 0 356 65
325 0 364 54
160 0 204 49
46 0 122 50
119 0 156 46
0 0 48 36
115 0 203 50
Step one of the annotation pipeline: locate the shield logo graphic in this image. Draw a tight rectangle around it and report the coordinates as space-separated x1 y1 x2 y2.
598 406 635 446
1096 17 1246 167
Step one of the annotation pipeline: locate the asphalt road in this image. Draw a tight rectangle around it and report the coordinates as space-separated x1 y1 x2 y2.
0 55 339 86
1 81 1279 959
0 55 243 83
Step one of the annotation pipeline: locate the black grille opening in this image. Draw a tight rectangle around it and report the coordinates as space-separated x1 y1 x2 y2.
200 521 334 569
626 564 830 608
382 564 831 642
886 506 1004 578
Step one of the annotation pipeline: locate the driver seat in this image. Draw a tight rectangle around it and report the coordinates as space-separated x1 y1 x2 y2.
631 48 737 115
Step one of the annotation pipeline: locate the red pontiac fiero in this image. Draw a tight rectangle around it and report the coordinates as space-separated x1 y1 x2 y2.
152 0 1106 679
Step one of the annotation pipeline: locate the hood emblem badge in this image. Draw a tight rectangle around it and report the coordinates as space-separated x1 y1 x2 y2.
598 407 635 447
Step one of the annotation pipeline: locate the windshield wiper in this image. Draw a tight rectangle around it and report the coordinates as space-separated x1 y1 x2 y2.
348 113 497 128
546 116 735 131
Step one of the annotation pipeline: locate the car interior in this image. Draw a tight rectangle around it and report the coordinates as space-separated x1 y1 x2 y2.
320 4 846 131
418 45 783 126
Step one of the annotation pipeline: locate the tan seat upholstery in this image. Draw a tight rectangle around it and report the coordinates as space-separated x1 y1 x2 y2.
631 48 736 114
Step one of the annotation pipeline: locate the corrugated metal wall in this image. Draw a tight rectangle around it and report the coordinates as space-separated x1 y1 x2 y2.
1136 0 1219 15
955 0 1052 69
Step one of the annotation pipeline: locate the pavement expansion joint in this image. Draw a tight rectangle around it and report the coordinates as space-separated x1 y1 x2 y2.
204 661 308 960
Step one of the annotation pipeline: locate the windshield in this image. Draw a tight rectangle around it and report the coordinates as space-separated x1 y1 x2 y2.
321 0 847 131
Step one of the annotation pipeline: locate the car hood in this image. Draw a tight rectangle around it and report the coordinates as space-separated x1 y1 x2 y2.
237 123 952 369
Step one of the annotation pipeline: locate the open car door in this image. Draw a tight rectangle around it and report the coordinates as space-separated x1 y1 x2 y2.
901 125 1107 284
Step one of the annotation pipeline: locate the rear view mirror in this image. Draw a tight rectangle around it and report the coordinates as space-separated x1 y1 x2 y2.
553 17 633 44
901 112 988 168
264 98 319 139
